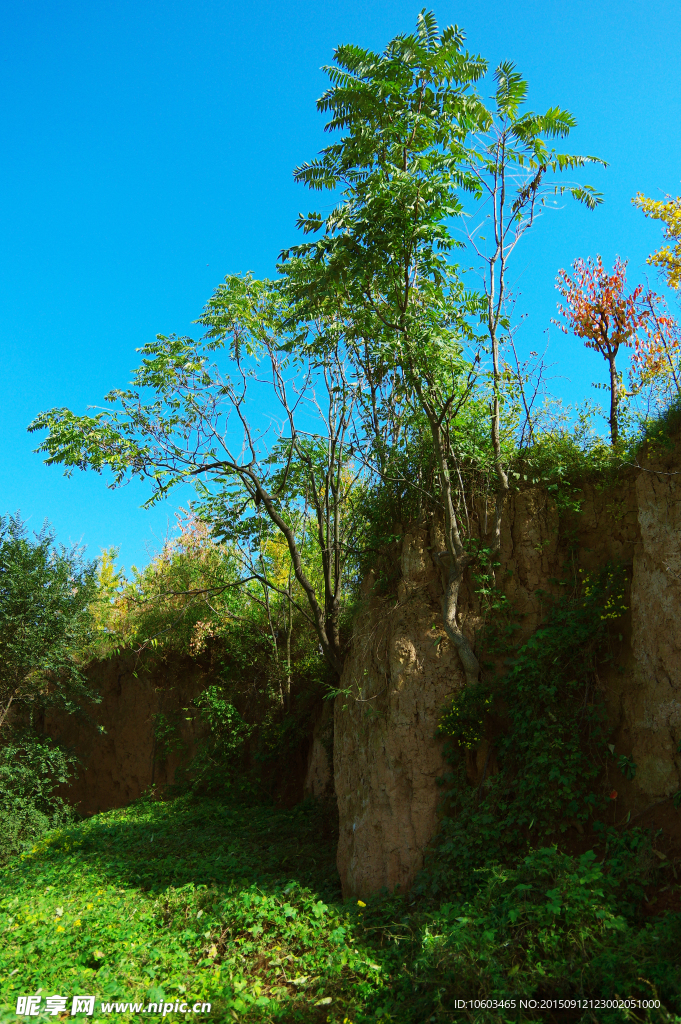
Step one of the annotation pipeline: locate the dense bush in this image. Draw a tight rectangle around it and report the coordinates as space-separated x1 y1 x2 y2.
0 514 99 730
0 515 95 864
0 730 79 864
425 564 628 895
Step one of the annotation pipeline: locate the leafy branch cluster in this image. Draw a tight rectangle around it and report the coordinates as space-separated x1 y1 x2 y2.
0 514 100 733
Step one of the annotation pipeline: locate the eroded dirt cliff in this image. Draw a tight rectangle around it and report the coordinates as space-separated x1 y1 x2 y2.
44 655 211 814
334 451 681 897
621 453 681 803
45 653 326 814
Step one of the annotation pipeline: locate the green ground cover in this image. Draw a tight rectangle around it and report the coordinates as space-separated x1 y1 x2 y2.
0 796 384 1024
0 795 680 1024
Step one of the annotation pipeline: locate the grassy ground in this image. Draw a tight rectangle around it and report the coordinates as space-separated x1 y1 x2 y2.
0 795 680 1024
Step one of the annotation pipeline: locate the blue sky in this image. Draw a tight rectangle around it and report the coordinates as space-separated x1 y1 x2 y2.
1 0 679 571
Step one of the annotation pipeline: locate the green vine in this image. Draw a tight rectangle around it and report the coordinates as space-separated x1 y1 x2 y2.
424 562 629 896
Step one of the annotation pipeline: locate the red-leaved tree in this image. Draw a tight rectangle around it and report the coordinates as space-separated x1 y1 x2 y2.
554 256 646 444
554 255 681 443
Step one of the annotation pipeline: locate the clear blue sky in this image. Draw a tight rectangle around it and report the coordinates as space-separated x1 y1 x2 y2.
1 0 679 571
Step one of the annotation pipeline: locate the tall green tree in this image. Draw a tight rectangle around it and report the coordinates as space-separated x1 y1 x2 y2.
280 11 491 683
29 11 604 687
281 11 604 684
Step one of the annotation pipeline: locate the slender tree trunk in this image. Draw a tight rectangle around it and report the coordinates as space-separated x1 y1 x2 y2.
440 562 479 687
487 163 510 561
608 354 619 445
249 476 345 679
259 545 284 707
0 693 14 732
285 578 292 714
490 335 510 556
486 304 510 601
414 380 480 687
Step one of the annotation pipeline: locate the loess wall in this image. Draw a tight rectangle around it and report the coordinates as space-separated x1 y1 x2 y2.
334 446 681 897
44 655 212 815
45 654 327 815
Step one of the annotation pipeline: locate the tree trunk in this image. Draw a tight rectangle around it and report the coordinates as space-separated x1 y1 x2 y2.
0 693 14 732
415 379 480 689
440 559 479 688
608 354 619 445
285 581 292 714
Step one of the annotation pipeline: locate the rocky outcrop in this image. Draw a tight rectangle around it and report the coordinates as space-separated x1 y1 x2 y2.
334 450 681 897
